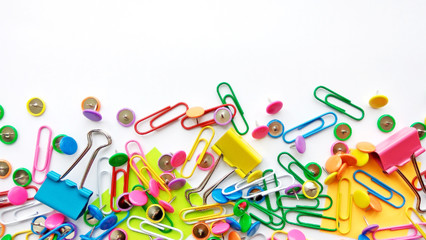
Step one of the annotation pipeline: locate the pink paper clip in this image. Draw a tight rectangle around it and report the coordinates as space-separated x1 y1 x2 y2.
372 222 426 240
371 127 426 213
33 126 53 184
134 102 188 135
125 140 145 158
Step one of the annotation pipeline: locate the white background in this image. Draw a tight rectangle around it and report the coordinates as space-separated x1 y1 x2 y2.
0 1 426 239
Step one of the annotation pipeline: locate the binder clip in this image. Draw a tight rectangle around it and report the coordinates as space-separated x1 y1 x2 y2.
370 127 426 212
35 129 112 220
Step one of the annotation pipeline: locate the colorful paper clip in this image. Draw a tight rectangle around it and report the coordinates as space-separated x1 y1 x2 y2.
405 207 426 239
125 140 145 158
372 222 426 240
0 201 53 225
35 129 112 220
181 104 236 130
11 230 36 240
217 82 249 135
179 202 235 222
336 177 352 234
32 126 53 184
277 152 324 194
127 216 183 240
277 194 333 211
283 209 337 231
38 223 76 240
235 199 285 231
282 112 337 143
134 102 189 135
180 126 215 179
96 157 112 215
353 170 405 208
110 159 130 213
313 86 365 121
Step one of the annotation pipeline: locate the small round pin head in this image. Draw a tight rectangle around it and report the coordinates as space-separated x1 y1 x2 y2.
290 136 306 153
7 186 28 205
340 153 358 166
353 190 370 209
99 214 118 230
247 221 261 237
197 152 215 171
325 155 342 173
59 136 78 155
377 114 396 133
158 198 175 213
128 190 148 207
146 204 165 223
159 172 175 185
225 217 241 231
369 94 388 109
302 180 320 199
0 105 4 120
331 141 349 155
192 222 210 239
356 142 376 153
227 231 241 240
88 205 104 221
0 125 18 145
168 178 186 190
0 159 11 179
334 123 352 141
361 216 379 235
212 188 229 204
109 228 127 240
117 108 135 127
81 97 101 111
52 134 66 153
267 119 284 138
252 125 269 139
247 170 263 183
239 213 252 233
148 179 160 197
45 213 65 230
285 183 303 200
13 168 31 187
31 216 47 234
224 185 243 201
368 194 382 212
214 107 232 126
186 106 205 118
233 200 249 217
27 97 46 116
337 162 348 180
109 153 129 167
211 221 230 235
83 109 102 122
60 223 77 240
411 122 426 140
116 193 133 211
350 148 369 167
266 100 283 115
170 150 186 168
324 172 338 185
158 154 174 172
247 186 265 204
305 162 322 179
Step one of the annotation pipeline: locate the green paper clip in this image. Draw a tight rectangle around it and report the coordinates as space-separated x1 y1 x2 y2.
262 169 286 214
314 86 365 121
284 209 337 231
277 194 333 211
236 199 285 231
217 82 249 135
277 152 323 194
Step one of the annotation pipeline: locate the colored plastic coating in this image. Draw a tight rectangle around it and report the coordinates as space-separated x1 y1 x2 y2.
334 123 352 141
0 125 18 144
7 186 28 205
267 119 284 138
117 108 136 127
377 114 396 133
45 213 65 230
369 94 388 109
353 190 370 209
27 97 46 117
266 101 283 115
252 125 269 139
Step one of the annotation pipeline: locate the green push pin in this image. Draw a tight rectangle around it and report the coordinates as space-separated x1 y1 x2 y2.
109 152 129 167
377 114 396 133
411 122 426 140
208 237 222 240
0 105 4 120
13 168 32 187
1 234 12 240
333 123 352 141
0 125 18 145
239 213 252 233
52 134 67 153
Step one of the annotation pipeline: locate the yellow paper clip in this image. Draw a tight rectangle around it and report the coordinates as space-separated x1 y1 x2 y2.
406 207 426 238
212 128 262 178
336 177 352 234
11 230 34 240
180 126 215 179
130 155 172 202
179 202 235 223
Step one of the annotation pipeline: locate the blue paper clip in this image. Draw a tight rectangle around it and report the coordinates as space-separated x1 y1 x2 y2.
282 112 337 143
353 170 405 208
35 129 112 220
313 86 365 121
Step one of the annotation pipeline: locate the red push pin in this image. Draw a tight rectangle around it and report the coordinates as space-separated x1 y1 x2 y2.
266 99 283 115
252 122 269 139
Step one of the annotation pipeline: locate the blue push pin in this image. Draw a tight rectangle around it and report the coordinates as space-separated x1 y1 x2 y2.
225 217 241 231
223 185 243 201
60 136 78 155
212 188 228 204
247 221 261 237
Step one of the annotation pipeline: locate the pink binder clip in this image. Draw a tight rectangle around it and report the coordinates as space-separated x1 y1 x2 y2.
370 127 426 212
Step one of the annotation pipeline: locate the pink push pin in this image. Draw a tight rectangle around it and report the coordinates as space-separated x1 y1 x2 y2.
211 221 230 235
170 150 186 168
45 213 65 230
330 141 350 155
290 136 306 153
7 186 28 205
266 100 283 115
149 179 160 197
252 122 269 139
287 229 306 240
129 190 148 206
196 152 216 171
158 196 176 213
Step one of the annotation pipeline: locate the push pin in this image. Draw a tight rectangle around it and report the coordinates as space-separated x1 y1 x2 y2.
228 231 241 240
116 192 136 212
211 220 230 239
117 108 136 127
289 136 306 154
31 216 47 235
27 97 46 117
330 141 349 155
146 204 166 223
109 152 129 167
168 150 186 168
246 186 265 204
157 154 186 190
246 221 261 237
59 223 77 240
322 167 338 185
85 205 117 237
7 186 29 205
358 216 379 240
302 180 320 199
233 200 249 217
356 141 376 153
267 119 284 138
52 134 78 155
192 222 210 239
252 122 269 139
304 162 322 180
0 105 4 120
0 159 11 179
45 213 65 230
0 125 18 145
284 183 303 200
247 170 263 183
224 185 243 201
197 152 216 171
353 190 370 210
225 217 242 231
109 228 127 240
266 99 283 115
214 107 233 126
239 213 252 233
377 114 396 133
84 204 108 227
411 122 426 140
186 106 205 124
350 148 369 167
369 91 388 109
13 168 32 187
212 188 229 204
158 153 175 172
81 97 102 121
158 196 177 213
334 123 352 141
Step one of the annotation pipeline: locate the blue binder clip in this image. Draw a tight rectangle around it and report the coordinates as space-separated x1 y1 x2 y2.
282 112 337 143
35 129 112 220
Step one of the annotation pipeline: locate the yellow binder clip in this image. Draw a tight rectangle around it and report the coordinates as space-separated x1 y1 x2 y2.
336 177 352 234
212 128 262 178
406 207 426 239
179 202 235 223
180 126 215 179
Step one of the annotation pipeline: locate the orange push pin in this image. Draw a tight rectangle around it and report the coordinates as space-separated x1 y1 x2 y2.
356 142 376 153
369 92 388 109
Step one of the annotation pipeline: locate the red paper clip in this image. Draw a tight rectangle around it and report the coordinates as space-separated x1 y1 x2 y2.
110 164 129 213
134 102 189 135
181 104 237 130
412 170 426 191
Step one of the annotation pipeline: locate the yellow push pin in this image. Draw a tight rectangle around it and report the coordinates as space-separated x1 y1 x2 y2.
350 148 369 167
369 91 388 109
353 189 370 209
27 97 46 116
